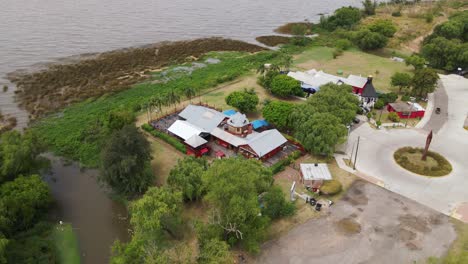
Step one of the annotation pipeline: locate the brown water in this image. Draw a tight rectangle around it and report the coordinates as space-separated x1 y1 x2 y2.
44 154 130 264
1 0 364 263
0 0 362 128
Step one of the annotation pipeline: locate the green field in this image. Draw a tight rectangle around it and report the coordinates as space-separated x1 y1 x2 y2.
52 223 81 264
32 51 279 167
293 47 413 93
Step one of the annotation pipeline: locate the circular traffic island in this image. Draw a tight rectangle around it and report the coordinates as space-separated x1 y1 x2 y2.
394 147 452 177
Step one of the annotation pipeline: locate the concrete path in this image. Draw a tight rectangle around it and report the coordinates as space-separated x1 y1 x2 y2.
343 74 468 222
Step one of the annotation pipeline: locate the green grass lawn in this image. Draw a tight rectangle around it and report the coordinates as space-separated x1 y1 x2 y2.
293 47 413 93
33 51 279 167
52 223 80 264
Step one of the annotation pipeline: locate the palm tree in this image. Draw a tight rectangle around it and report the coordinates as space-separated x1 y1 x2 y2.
150 95 164 119
183 87 196 103
166 89 181 112
142 101 151 123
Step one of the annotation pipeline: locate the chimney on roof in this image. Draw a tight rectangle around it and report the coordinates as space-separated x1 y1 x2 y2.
314 163 318 167
367 75 373 83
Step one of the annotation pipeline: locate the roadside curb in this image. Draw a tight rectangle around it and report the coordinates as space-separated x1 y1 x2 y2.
334 154 385 187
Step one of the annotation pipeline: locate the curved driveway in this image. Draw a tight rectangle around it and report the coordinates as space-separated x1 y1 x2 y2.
347 74 468 221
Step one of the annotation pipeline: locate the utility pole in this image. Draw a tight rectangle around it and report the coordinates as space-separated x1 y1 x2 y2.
405 99 415 128
353 136 360 170
350 141 355 162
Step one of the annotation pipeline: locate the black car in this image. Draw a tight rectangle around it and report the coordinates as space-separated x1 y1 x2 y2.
353 117 360 124
435 107 441 114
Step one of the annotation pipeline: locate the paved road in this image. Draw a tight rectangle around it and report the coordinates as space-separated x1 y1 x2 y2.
346 74 468 220
422 79 449 133
257 181 456 264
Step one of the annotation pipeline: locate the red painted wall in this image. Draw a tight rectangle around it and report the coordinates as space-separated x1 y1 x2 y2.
352 86 363 95
387 105 425 119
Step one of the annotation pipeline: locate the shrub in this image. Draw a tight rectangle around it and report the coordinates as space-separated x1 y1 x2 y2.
335 39 352 50
141 123 186 153
367 19 397 37
388 112 400 122
333 48 344 59
392 11 402 17
354 30 388 50
425 13 434 23
320 179 342 195
401 95 411 101
374 100 385 109
376 120 382 127
225 89 259 113
270 75 303 98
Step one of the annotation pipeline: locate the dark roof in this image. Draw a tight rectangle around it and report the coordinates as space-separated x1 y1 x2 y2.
361 77 378 98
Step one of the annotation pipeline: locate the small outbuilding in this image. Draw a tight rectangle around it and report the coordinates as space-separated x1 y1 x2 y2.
300 163 332 188
387 102 425 119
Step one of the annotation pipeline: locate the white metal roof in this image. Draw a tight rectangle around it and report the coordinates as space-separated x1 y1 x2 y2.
178 104 226 131
168 120 205 141
211 127 248 147
228 112 249 127
300 163 332 181
245 129 287 158
184 134 208 148
288 70 342 88
345 75 368 88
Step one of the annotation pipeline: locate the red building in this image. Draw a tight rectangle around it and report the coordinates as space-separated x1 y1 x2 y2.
387 102 425 119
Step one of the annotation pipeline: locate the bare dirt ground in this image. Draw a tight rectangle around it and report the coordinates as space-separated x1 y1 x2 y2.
256 180 456 264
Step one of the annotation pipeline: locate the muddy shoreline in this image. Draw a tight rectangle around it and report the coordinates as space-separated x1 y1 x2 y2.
8 37 266 118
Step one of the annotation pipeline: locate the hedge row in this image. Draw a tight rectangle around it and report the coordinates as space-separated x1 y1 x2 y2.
270 150 302 174
394 147 452 176
141 123 186 153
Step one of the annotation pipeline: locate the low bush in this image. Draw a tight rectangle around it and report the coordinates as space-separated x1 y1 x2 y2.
141 123 185 153
332 48 344 59
335 39 352 50
388 112 400 122
320 179 342 195
374 100 385 110
392 11 402 17
270 151 302 174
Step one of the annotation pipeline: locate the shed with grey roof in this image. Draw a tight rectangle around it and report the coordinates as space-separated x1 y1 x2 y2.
299 163 332 188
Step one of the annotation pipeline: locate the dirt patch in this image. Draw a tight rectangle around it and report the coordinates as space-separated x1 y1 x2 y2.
9 38 265 117
335 218 362 236
398 228 417 242
398 214 431 233
341 181 368 206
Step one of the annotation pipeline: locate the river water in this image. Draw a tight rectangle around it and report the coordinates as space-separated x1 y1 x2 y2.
0 0 363 263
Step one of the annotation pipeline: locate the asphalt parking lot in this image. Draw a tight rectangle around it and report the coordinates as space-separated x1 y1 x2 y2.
256 181 456 264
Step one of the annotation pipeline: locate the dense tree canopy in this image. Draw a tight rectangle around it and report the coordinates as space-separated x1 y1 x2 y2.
130 187 183 241
320 6 362 30
100 125 154 197
167 157 207 201
198 238 233 264
270 75 303 98
261 186 295 220
225 89 259 113
290 112 347 157
202 158 272 252
262 101 294 130
0 175 51 236
354 29 388 50
405 55 426 70
391 72 412 93
302 83 360 125
0 131 44 184
104 110 135 132
411 68 440 97
367 19 397 37
421 11 468 70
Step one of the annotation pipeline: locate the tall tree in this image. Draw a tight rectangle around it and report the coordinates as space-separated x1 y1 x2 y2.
261 186 296 220
150 95 165 120
167 157 207 201
362 0 377 16
202 158 272 253
391 72 412 93
130 187 183 241
165 89 181 112
0 131 44 184
262 101 294 130
0 175 51 235
299 83 359 125
405 55 426 70
225 89 259 113
100 125 154 197
270 75 302 98
411 68 440 97
290 112 347 157
183 87 196 103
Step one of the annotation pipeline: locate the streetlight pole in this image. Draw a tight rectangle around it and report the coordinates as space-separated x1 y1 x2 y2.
405 99 415 128
353 136 360 170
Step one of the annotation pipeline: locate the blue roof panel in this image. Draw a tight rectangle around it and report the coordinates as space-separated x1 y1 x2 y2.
223 109 237 116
